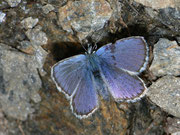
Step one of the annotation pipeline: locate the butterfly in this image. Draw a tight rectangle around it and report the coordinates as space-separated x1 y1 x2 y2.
51 36 149 119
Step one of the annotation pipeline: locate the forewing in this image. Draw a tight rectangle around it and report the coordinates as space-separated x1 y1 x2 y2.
51 54 86 98
96 36 148 74
71 68 99 118
52 54 98 118
99 61 147 102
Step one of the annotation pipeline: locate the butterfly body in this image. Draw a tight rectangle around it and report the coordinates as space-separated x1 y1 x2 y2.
86 53 100 73
51 36 149 119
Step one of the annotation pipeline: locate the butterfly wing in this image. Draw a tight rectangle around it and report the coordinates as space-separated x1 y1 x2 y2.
96 36 149 74
71 68 98 118
51 54 98 118
51 54 86 98
99 61 147 102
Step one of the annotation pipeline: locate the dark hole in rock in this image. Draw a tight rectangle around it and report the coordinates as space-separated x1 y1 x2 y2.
50 24 150 61
51 42 83 62
94 24 150 50
113 24 149 42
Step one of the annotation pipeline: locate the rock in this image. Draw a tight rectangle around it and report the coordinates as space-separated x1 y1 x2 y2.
150 38 180 77
25 25 48 46
165 117 180 135
17 41 48 67
5 0 21 7
0 1 8 9
58 0 112 41
0 43 47 120
134 0 178 9
176 37 180 44
158 7 180 34
33 45 48 69
0 11 6 24
145 7 159 18
172 131 180 135
17 40 35 54
42 4 55 14
0 109 8 135
32 93 128 135
147 76 180 118
136 1 180 34
21 17 39 29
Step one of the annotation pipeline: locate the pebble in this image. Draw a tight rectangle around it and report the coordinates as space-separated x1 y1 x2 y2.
5 0 21 7
25 25 48 46
150 38 180 78
58 0 112 40
0 43 47 120
21 17 39 29
147 76 180 118
42 4 55 14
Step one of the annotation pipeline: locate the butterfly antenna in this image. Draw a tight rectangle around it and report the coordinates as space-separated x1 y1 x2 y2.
93 43 97 51
88 43 94 54
81 44 88 52
80 38 88 53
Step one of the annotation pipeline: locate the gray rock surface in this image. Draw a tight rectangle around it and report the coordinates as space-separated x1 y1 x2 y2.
17 40 34 54
0 109 8 135
147 76 180 118
165 117 180 135
25 25 48 46
58 0 112 41
177 37 180 44
42 4 55 14
0 43 47 120
135 0 179 9
136 0 180 35
158 7 180 34
5 0 21 7
150 38 180 77
21 17 39 29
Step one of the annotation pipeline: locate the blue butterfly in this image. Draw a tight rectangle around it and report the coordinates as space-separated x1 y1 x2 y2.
51 36 149 119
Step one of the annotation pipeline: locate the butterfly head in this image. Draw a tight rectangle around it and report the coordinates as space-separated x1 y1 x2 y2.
87 45 93 54
86 43 97 54
81 37 98 54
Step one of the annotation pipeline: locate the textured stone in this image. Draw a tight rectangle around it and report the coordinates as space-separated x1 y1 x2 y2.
177 37 180 44
25 25 48 46
172 132 180 135
42 4 55 14
165 117 180 135
21 17 39 29
134 0 179 9
17 40 35 54
158 7 180 33
33 45 48 69
147 76 180 118
0 43 47 120
0 109 8 135
5 0 21 7
137 1 180 34
150 38 180 77
58 0 112 40
31 93 128 135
